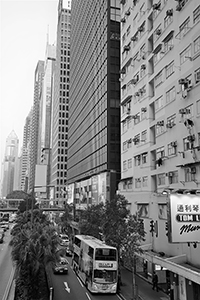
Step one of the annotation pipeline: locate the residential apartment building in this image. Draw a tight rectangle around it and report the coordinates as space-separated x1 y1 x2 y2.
1 130 19 197
67 0 121 210
119 0 200 299
51 0 71 202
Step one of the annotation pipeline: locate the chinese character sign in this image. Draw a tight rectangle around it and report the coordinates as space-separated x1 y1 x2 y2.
170 194 200 243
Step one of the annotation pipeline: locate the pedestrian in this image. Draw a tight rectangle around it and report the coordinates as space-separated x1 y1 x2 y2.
152 271 159 292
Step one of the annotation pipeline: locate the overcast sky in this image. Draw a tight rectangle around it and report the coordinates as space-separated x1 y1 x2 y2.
0 0 58 177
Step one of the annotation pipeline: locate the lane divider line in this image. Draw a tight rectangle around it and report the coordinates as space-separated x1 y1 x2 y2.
86 292 91 300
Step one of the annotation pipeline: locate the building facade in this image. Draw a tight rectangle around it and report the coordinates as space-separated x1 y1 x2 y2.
50 0 71 202
1 130 19 197
67 0 121 210
119 0 200 299
28 61 44 192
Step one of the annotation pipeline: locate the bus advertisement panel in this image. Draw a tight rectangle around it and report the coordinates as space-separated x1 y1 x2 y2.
72 235 118 293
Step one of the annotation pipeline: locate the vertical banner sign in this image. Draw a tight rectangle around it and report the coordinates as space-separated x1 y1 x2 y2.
170 194 200 243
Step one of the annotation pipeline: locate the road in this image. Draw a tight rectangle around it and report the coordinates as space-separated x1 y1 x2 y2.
0 228 14 300
52 257 122 300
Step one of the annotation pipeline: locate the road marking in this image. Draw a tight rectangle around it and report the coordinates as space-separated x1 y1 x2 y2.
64 281 70 293
77 276 84 287
86 292 91 300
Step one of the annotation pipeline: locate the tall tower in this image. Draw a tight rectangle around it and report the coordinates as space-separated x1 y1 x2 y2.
67 0 121 208
28 61 44 192
1 130 19 197
51 0 71 202
20 109 32 192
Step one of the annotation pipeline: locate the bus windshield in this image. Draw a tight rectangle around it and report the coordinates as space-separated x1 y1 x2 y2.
93 269 117 283
95 248 117 261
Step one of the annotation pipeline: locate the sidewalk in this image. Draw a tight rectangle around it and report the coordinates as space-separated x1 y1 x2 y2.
119 266 169 300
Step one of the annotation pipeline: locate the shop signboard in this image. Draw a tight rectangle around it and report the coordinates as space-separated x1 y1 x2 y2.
170 194 200 243
67 183 74 204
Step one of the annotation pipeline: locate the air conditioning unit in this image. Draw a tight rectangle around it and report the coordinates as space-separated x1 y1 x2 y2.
166 9 173 16
132 114 138 119
125 9 131 16
176 4 182 11
191 167 196 174
132 78 138 85
179 78 186 85
141 107 147 112
168 172 173 177
171 141 177 147
135 91 140 96
179 108 190 114
166 122 174 128
141 64 146 70
157 120 164 126
124 45 130 52
160 43 165 53
121 68 126 74
127 108 131 114
131 36 138 42
133 137 139 143
121 17 126 23
187 134 195 142
138 25 144 32
153 3 161 10
156 29 162 36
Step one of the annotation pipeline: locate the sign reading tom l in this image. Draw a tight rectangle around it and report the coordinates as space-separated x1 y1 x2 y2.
170 194 200 243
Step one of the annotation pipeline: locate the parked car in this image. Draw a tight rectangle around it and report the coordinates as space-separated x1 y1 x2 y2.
0 222 9 231
66 247 73 257
0 228 5 237
52 258 68 274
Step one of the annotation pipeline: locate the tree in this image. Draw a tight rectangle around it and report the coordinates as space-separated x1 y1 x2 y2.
60 203 73 234
10 209 59 300
79 203 104 239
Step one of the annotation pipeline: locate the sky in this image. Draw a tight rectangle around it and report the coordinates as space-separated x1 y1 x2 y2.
0 0 59 177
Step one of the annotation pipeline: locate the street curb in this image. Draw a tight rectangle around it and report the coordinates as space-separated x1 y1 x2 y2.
118 292 144 300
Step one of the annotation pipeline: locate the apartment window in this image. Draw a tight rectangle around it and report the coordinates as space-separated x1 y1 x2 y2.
128 159 132 169
193 5 200 24
134 133 140 145
156 123 165 135
164 14 173 29
155 96 163 111
154 71 163 88
184 168 196 182
135 155 141 166
123 141 127 151
141 130 147 142
179 17 190 37
194 36 200 54
180 44 192 65
166 86 176 103
140 43 146 57
195 68 200 84
168 171 178 184
168 142 177 156
197 100 200 115
134 113 140 125
156 146 165 158
137 203 149 218
166 61 174 78
167 114 176 128
135 178 141 188
127 138 132 149
142 152 147 164
158 204 167 219
142 176 148 187
183 137 192 151
157 173 165 185
127 179 133 189
123 160 127 170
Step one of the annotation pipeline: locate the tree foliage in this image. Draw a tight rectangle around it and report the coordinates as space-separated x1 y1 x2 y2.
10 209 59 300
79 194 146 266
79 203 104 239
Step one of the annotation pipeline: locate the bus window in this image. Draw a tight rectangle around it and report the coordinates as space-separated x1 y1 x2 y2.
74 237 81 247
95 248 117 261
88 246 94 258
93 270 117 283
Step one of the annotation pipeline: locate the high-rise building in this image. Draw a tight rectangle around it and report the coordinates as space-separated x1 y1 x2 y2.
20 109 32 192
28 61 44 192
51 0 71 202
119 0 200 298
37 41 56 196
67 0 121 209
13 148 22 191
1 130 19 197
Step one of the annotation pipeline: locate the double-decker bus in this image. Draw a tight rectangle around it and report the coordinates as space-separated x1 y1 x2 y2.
72 235 118 293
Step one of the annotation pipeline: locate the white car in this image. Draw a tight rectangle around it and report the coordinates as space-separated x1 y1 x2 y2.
59 234 69 246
